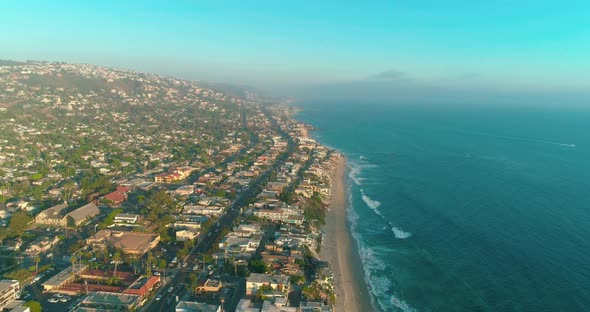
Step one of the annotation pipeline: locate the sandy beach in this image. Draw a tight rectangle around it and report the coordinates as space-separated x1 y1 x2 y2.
321 155 374 312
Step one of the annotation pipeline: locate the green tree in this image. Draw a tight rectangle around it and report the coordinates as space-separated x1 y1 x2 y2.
113 251 122 276
158 259 167 269
249 259 267 273
9 211 32 236
146 252 155 276
25 301 42 312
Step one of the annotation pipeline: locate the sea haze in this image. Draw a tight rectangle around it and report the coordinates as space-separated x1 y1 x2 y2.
296 101 590 312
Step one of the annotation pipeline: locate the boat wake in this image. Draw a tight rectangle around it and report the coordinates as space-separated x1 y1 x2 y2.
443 127 576 149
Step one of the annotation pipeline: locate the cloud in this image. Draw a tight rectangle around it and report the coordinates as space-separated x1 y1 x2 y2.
369 69 407 80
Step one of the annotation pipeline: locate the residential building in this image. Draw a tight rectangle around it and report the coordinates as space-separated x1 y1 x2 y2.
246 274 290 296
0 280 20 310
114 213 140 224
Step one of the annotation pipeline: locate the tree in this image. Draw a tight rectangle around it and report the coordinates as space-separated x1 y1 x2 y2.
158 259 167 269
9 211 32 236
113 251 122 276
34 257 41 274
249 259 267 273
146 252 155 276
25 301 42 312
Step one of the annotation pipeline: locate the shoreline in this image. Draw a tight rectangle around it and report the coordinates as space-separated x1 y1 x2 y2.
321 154 375 312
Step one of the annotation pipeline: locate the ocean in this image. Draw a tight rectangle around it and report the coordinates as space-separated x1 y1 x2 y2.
295 101 590 312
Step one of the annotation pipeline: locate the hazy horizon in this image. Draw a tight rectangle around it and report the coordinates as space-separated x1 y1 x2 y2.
2 1 590 103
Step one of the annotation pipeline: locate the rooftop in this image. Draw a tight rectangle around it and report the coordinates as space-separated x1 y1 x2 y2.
175 301 221 312
82 291 141 307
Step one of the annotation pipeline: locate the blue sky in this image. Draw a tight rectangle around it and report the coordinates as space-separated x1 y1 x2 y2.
1 0 589 92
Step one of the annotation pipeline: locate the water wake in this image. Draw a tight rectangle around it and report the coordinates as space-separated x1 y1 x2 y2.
443 127 576 148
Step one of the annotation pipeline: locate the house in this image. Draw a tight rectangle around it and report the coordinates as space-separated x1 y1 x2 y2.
175 229 199 242
155 167 194 183
246 274 290 296
196 279 222 293
25 236 60 255
174 185 195 196
102 186 131 205
114 213 140 224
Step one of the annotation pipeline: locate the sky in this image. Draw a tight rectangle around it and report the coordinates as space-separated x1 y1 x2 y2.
1 0 590 96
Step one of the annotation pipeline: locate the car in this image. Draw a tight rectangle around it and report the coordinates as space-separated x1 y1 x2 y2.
182 262 188 268
192 265 199 271
48 298 59 303
168 287 174 293
60 297 69 302
154 272 161 276
155 295 162 301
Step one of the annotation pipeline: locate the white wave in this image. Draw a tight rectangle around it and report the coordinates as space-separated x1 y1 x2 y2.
360 189 381 210
391 226 412 239
347 159 379 186
357 238 417 312
360 189 412 240
346 172 416 312
348 162 364 186
391 297 418 312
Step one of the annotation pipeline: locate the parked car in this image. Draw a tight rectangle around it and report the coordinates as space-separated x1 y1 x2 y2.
156 295 162 301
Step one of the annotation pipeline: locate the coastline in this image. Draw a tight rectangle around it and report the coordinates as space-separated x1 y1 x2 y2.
321 154 375 312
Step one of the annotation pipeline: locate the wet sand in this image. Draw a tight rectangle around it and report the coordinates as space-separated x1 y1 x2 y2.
321 155 374 311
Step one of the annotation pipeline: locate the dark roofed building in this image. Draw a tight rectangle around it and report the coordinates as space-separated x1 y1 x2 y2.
66 203 100 226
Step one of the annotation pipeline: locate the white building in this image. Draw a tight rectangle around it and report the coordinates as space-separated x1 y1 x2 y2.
0 280 20 310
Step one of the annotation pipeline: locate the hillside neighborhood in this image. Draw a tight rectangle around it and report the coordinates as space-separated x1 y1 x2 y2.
0 61 340 312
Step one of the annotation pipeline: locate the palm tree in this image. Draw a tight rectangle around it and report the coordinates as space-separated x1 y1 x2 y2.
113 251 122 277
146 252 155 276
35 257 41 274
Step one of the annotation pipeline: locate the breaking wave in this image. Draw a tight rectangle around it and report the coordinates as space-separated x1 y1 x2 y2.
361 189 382 211
391 226 412 239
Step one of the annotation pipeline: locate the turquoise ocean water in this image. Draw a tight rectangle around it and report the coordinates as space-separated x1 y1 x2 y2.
296 101 590 312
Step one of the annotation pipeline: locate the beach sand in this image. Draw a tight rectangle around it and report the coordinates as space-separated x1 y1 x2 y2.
321 155 374 312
